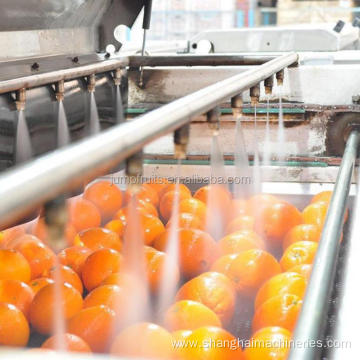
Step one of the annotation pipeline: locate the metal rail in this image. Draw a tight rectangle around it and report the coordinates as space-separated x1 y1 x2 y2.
128 55 277 67
0 57 130 94
0 52 298 228
289 130 360 360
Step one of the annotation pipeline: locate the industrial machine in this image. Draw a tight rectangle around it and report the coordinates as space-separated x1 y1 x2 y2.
1 0 360 359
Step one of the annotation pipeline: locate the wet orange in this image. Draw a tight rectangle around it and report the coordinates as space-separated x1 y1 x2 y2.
138 214 166 246
160 190 192 221
244 326 291 360
210 249 281 297
0 249 31 282
113 199 158 224
230 198 249 219
287 264 312 280
42 333 92 353
0 302 30 347
83 180 123 220
179 198 207 221
283 224 321 251
246 194 279 216
166 212 205 231
302 201 328 230
0 225 27 249
226 215 255 234
105 219 126 238
74 227 122 252
255 272 307 310
219 230 264 256
125 184 159 207
58 246 92 276
101 272 143 294
175 272 236 326
146 177 170 194
311 190 332 204
159 183 191 200
252 293 303 333
81 248 124 291
194 185 232 209
29 282 83 335
67 305 117 353
280 241 318 271
164 300 222 331
111 322 174 359
68 198 102 232
29 277 54 294
211 254 238 274
154 228 220 278
5 233 41 249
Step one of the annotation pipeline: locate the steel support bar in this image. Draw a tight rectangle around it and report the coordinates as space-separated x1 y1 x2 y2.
128 55 277 67
0 52 298 228
289 130 360 360
0 57 130 94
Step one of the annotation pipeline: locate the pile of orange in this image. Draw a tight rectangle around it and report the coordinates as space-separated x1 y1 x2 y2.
0 181 342 359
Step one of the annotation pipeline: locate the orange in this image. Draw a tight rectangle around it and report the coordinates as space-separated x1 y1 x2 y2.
255 201 303 247
67 305 117 353
255 272 307 310
146 177 170 194
253 293 303 333
211 254 238 274
0 249 31 282
175 272 236 325
194 185 231 208
105 219 126 238
154 229 219 278
244 326 291 360
159 183 191 200
283 224 321 251
30 282 83 335
311 190 332 204
58 246 92 275
172 329 193 342
82 248 124 291
0 280 34 319
114 198 158 221
280 241 318 271
83 180 123 220
179 198 207 221
111 322 174 359
138 214 166 246
210 249 281 297
179 326 243 360
0 302 30 347
14 237 56 279
164 300 222 331
5 233 41 249
29 277 54 294
288 264 312 280
246 194 279 216
219 230 264 256
226 215 255 234
0 225 26 249
302 201 328 230
125 184 159 207
74 227 122 252
68 198 102 232
230 198 249 219
44 264 83 294
145 248 180 293
160 190 192 221
167 212 205 231
42 333 91 353
101 272 143 294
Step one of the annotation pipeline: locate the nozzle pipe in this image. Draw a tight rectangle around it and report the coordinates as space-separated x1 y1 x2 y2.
55 80 65 102
15 88 26 111
174 124 190 160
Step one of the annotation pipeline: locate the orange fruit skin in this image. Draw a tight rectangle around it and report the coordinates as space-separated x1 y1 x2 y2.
139 214 166 246
29 282 83 335
0 302 30 347
14 238 56 280
179 198 207 221
230 198 249 219
211 254 238 274
68 198 102 232
164 300 222 331
302 201 330 230
159 184 191 200
226 215 255 234
81 248 124 291
74 227 122 252
160 190 192 221
0 225 26 249
252 293 303 333
83 180 123 220
246 194 279 216
172 329 193 341
0 280 34 319
146 178 170 194
219 230 264 256
111 322 174 359
280 241 318 271
114 199 158 221
211 249 281 297
194 185 232 208
154 229 220 279
175 272 236 326
29 277 55 294
179 326 243 360
101 272 143 293
42 333 92 353
125 184 159 207
255 201 303 247
58 246 92 276
255 272 307 310
44 264 83 295
67 305 117 353
311 191 332 204
105 219 126 238
283 224 321 251
287 264 312 280
244 326 291 360
0 249 31 282
167 212 205 231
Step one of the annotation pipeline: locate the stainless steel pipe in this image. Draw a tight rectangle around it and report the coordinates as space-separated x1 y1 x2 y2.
0 57 130 94
289 130 360 360
0 53 298 228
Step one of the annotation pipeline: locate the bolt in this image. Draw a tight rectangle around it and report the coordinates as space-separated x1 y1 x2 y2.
31 62 40 71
